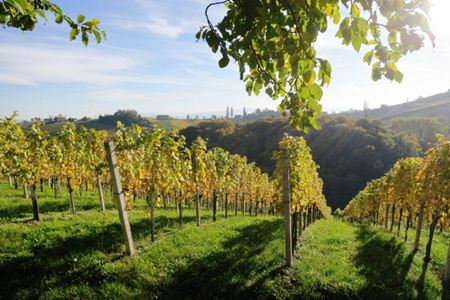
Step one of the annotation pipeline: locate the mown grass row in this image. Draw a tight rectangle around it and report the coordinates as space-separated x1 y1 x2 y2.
0 182 448 299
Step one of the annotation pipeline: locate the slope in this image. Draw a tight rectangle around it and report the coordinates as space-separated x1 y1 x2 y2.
0 182 447 299
340 90 450 120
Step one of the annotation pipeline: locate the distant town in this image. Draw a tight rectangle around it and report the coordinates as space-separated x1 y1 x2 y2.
27 107 281 125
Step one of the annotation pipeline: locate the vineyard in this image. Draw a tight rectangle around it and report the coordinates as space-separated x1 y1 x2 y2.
0 114 449 299
344 137 450 284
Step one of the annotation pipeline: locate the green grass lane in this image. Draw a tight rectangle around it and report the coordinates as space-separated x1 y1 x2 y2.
0 182 448 299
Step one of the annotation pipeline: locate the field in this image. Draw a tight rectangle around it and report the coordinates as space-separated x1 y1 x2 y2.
146 118 203 130
0 182 448 299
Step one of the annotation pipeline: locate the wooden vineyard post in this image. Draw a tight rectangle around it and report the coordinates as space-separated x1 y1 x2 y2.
414 204 425 251
104 141 135 256
444 243 450 291
282 147 293 267
97 176 106 212
195 193 201 226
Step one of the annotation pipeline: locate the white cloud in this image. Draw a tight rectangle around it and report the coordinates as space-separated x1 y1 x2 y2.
0 42 183 86
111 0 212 39
119 17 187 38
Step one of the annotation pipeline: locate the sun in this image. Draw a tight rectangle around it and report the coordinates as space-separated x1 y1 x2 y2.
428 0 450 38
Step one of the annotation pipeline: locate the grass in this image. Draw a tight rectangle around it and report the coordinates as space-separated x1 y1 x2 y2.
279 220 447 299
0 181 448 299
146 118 203 131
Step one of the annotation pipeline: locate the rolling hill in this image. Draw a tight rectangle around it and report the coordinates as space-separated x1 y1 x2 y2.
338 90 450 120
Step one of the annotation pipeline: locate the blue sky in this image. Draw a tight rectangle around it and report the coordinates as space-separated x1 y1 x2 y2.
1 0 449 120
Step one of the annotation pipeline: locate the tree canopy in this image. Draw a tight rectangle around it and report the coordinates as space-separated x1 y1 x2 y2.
198 0 434 130
0 0 105 45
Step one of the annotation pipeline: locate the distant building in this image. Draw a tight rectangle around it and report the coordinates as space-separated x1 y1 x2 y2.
55 114 67 122
156 115 171 120
363 101 369 118
44 114 67 124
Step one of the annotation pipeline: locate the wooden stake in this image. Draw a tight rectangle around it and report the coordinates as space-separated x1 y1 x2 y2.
444 243 450 284
414 204 424 251
104 141 135 256
23 180 29 200
282 147 292 267
195 192 201 226
97 176 106 212
384 204 389 229
31 184 40 221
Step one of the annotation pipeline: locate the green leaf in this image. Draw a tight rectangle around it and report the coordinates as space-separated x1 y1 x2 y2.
310 84 323 100
218 54 230 68
35 9 47 21
303 70 315 86
393 70 403 82
69 28 79 41
77 14 85 23
81 32 89 46
351 2 360 18
363 50 374 65
93 30 101 44
55 14 64 24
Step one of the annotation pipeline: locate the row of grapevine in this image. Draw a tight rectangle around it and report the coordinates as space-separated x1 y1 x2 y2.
0 115 277 225
110 122 277 240
0 114 109 220
273 135 331 265
0 115 330 258
343 137 450 265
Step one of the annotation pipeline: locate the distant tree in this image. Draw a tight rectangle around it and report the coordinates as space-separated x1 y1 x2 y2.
388 116 449 150
98 110 151 127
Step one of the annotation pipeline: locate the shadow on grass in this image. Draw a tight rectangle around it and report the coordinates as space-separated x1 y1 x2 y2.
0 213 211 299
443 280 450 300
354 225 432 300
0 198 101 219
149 219 284 300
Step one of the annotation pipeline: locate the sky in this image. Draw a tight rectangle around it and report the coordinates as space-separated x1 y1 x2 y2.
0 0 449 120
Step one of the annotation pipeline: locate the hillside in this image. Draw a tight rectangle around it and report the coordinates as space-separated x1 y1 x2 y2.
339 90 450 120
39 110 153 133
181 117 421 210
146 118 203 131
0 183 447 299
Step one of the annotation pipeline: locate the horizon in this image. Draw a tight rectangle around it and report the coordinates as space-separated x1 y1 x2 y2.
13 87 450 122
